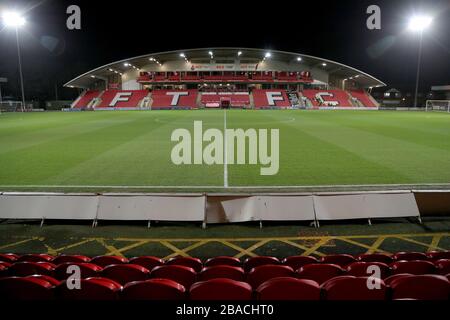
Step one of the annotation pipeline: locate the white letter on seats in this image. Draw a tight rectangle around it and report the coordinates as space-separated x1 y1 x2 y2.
110 92 132 107
167 92 188 106
266 92 284 106
66 265 81 290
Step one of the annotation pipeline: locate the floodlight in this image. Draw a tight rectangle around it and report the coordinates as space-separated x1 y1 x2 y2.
408 15 432 32
265 52 271 58
237 51 242 56
2 11 26 27
297 57 302 61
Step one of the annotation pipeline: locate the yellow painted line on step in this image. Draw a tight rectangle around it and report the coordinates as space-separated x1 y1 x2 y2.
395 236 446 251
338 237 389 254
302 238 330 256
234 240 271 259
279 239 325 257
0 237 37 250
220 240 257 258
95 238 125 257
429 235 443 252
160 241 190 258
53 239 96 252
163 241 209 260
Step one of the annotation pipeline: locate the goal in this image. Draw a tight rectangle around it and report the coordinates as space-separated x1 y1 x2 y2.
425 100 450 112
0 101 24 112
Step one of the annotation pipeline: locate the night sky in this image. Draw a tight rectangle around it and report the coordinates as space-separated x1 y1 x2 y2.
0 0 449 101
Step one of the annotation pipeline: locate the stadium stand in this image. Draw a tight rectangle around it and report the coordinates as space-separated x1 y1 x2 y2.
349 89 378 107
151 89 198 109
96 90 148 108
1 251 449 300
72 90 100 108
302 89 353 107
200 92 250 108
252 89 291 109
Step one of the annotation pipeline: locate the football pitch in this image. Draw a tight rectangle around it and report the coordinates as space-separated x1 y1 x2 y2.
0 109 449 192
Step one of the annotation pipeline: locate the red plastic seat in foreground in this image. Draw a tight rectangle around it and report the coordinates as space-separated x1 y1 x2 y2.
8 261 56 277
281 256 318 271
256 277 320 300
0 276 55 300
392 252 428 261
17 254 54 263
384 273 412 286
129 256 164 271
0 264 8 277
189 278 252 300
243 256 281 272
150 265 197 289
390 275 450 300
321 276 387 300
166 257 203 273
435 259 450 275
204 256 241 267
57 277 122 300
54 262 102 280
357 253 393 264
121 279 186 300
297 263 344 284
198 265 245 281
247 265 295 288
426 251 450 261
390 260 436 275
320 254 357 267
346 261 390 279
102 264 150 285
52 255 91 265
0 253 19 263
90 255 128 268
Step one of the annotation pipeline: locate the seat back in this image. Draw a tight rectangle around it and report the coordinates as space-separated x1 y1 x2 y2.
247 265 295 288
297 263 344 284
129 256 164 271
150 265 197 289
0 253 19 263
166 257 203 272
320 254 356 267
204 256 241 267
198 265 245 281
426 251 450 261
243 256 280 272
346 261 390 279
90 255 128 268
390 275 450 300
52 255 91 264
0 276 55 300
121 279 186 300
54 262 102 280
322 276 387 300
256 277 320 300
435 259 450 275
8 261 56 277
281 255 318 271
189 278 252 300
357 253 393 264
390 260 436 275
102 264 150 285
57 277 122 300
393 252 428 261
17 254 54 263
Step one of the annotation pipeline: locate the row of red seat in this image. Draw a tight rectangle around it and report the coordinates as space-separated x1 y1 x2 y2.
137 73 313 83
1 273 449 300
72 89 377 109
200 92 250 107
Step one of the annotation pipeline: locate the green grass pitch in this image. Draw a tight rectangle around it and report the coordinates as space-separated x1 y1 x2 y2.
0 110 449 192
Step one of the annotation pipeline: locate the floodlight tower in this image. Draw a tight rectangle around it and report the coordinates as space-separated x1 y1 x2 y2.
408 15 432 108
2 11 27 111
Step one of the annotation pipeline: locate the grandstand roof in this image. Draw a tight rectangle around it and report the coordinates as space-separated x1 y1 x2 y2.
64 48 386 89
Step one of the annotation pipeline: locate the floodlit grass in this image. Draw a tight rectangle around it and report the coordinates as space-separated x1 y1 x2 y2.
0 110 449 191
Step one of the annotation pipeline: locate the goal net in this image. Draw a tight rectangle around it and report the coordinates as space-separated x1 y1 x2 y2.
425 100 450 112
0 101 24 112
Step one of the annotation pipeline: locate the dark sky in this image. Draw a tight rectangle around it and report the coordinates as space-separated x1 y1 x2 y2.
0 0 449 101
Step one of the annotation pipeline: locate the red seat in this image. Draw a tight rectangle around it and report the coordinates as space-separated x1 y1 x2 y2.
8 261 55 277
247 265 295 288
17 254 54 263
427 251 450 261
243 256 280 272
393 252 428 261
0 253 19 263
189 278 252 300
321 276 387 300
346 261 390 279
198 265 245 281
0 276 55 300
384 273 412 286
390 275 450 300
204 256 241 267
256 277 320 300
52 255 91 265
357 253 393 264
0 264 8 277
166 257 202 272
320 254 356 267
57 277 122 300
121 279 186 300
102 264 150 285
281 256 318 271
90 255 128 268
297 263 344 284
435 259 450 275
54 262 102 280
129 256 164 271
390 260 436 275
26 274 61 286
150 265 196 289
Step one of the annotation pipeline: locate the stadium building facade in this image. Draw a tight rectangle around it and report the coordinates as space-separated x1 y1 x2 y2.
64 48 385 110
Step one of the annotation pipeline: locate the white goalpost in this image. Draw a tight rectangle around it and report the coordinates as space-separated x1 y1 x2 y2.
0 101 24 113
425 100 450 112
